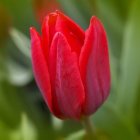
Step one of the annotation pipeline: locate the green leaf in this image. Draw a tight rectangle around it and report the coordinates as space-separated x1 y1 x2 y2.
65 130 85 140
7 59 32 86
6 28 33 86
93 102 138 140
10 113 37 140
20 113 37 140
2 27 33 86
9 28 31 59
117 0 140 123
51 115 63 131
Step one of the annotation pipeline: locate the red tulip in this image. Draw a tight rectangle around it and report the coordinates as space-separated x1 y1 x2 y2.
30 11 110 120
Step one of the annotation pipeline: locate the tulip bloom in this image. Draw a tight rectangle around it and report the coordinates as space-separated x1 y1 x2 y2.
30 11 110 120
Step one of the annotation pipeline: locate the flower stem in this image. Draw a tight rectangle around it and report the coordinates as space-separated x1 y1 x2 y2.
82 117 97 140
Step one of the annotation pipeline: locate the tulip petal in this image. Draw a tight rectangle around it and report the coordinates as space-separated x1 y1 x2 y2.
41 12 57 60
30 27 53 114
79 17 110 115
42 11 85 56
49 32 85 119
55 11 85 55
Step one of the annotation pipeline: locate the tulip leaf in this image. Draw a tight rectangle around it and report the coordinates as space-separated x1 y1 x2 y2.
9 28 31 59
0 114 37 140
65 130 85 140
117 0 140 123
10 113 37 140
51 116 63 131
19 113 37 140
93 102 138 140
6 28 33 86
7 59 32 86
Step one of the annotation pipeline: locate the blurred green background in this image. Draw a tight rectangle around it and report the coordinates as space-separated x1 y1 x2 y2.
0 0 140 139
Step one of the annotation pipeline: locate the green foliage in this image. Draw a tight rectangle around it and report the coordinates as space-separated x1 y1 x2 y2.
117 0 140 126
8 28 32 86
10 114 37 140
65 130 85 140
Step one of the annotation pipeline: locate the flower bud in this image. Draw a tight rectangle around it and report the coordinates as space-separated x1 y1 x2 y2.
30 11 110 120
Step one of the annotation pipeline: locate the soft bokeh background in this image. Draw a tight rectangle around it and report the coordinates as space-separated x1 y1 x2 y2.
0 0 140 140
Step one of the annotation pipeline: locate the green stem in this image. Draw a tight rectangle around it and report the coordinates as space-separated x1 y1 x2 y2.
82 117 97 140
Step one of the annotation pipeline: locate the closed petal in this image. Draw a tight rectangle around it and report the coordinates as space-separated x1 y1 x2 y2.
30 27 53 114
55 11 85 55
41 12 57 61
49 32 85 119
79 17 110 115
42 11 85 57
